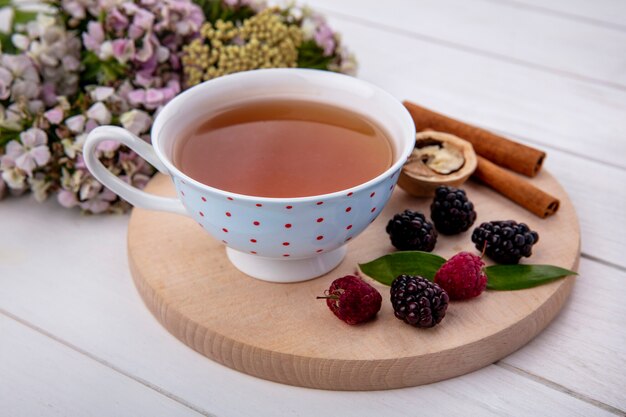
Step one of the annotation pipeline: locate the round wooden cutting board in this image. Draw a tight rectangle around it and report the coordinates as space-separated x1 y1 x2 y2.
128 171 579 390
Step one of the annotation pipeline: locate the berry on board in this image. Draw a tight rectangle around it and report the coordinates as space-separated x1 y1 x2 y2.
317 275 382 325
430 186 477 235
385 209 438 251
471 220 539 264
390 275 449 328
434 252 487 300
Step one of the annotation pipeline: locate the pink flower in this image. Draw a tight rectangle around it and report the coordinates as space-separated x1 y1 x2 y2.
79 186 117 213
127 89 146 106
133 8 155 30
144 88 165 109
44 107 64 124
96 140 121 153
83 21 105 52
65 114 86 133
0 67 12 100
3 128 51 176
314 23 336 56
84 119 99 133
106 7 130 33
57 189 78 208
40 83 58 106
111 39 135 63
135 33 155 62
128 24 144 40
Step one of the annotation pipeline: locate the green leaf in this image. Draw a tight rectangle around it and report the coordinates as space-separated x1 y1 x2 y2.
485 264 577 291
12 9 38 25
358 251 447 286
297 40 333 70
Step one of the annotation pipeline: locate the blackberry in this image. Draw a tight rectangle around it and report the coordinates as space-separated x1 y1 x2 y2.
386 210 438 251
471 220 539 264
430 186 477 235
390 275 449 328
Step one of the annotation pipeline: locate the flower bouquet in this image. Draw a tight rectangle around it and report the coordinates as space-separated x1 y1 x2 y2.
0 0 356 213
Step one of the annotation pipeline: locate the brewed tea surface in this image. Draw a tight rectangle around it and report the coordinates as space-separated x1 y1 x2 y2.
173 100 392 197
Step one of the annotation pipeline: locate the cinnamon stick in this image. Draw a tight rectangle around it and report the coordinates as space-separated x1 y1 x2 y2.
474 156 559 218
403 101 545 177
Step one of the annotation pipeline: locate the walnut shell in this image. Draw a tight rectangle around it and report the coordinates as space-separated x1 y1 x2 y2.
397 131 477 197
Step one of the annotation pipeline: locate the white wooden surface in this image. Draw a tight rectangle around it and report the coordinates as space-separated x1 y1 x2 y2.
1 0 625 415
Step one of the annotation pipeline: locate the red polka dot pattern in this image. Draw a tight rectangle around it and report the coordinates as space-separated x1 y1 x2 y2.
176 170 400 258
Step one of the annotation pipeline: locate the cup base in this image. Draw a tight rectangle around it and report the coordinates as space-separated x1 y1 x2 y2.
225 246 347 283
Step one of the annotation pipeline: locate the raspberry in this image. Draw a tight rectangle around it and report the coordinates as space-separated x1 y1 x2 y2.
317 275 382 325
390 275 448 328
385 210 438 251
471 220 539 264
430 186 477 235
434 252 487 300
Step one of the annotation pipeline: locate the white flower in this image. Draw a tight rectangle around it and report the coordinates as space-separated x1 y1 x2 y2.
120 109 152 135
301 18 316 40
0 7 14 34
0 157 26 190
90 86 115 102
1 166 26 190
11 34 30 50
61 134 87 159
98 40 114 60
86 102 112 125
28 176 52 202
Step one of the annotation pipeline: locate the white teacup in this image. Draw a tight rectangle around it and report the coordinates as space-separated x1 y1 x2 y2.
84 69 415 283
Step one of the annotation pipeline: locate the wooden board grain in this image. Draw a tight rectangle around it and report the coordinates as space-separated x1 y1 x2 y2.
127 171 579 390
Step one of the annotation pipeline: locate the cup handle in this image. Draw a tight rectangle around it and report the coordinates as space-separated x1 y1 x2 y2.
84 126 187 216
